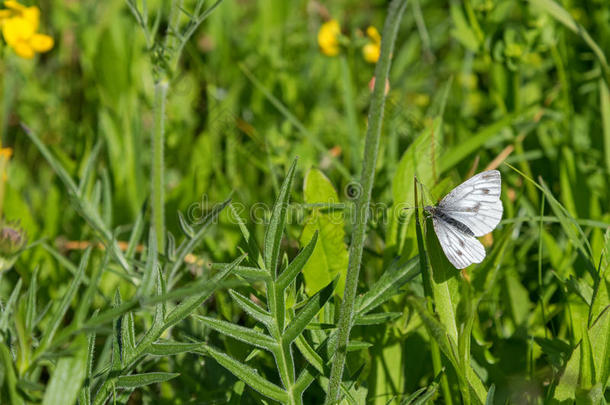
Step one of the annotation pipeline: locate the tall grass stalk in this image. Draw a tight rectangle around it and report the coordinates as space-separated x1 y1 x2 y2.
152 79 168 253
325 0 408 402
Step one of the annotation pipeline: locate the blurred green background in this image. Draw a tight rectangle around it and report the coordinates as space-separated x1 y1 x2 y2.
1 0 610 403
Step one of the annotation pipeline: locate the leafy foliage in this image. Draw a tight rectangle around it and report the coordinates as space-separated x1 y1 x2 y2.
1 0 610 403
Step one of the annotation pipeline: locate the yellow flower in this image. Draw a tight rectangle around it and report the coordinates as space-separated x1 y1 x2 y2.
362 26 381 63
0 148 12 159
0 1 53 59
318 19 341 57
0 147 11 181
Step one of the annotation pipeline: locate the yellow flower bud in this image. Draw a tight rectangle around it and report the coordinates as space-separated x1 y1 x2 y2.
318 19 341 57
362 26 381 63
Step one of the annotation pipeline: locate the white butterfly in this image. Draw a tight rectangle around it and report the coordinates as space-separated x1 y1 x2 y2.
424 170 503 269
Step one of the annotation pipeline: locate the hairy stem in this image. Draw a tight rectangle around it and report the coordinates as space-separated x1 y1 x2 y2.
152 80 168 253
267 281 301 405
325 1 408 403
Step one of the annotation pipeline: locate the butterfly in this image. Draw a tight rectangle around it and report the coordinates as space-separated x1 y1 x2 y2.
424 170 503 269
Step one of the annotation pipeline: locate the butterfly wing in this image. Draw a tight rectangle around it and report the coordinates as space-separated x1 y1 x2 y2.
432 216 486 269
438 170 503 237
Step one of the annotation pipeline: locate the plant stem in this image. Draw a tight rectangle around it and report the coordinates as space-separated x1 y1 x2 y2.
152 80 168 253
325 1 408 403
340 56 360 172
0 58 16 145
267 281 301 405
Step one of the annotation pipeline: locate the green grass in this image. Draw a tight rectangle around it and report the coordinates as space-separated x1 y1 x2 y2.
1 0 610 403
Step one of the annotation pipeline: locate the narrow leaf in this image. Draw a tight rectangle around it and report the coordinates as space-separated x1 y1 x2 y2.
229 289 273 327
195 315 276 351
283 278 336 344
42 335 88 405
163 254 244 330
277 231 318 291
38 248 89 353
264 158 297 277
147 342 203 356
167 196 231 283
203 344 289 402
116 372 179 388
357 256 419 315
354 312 402 326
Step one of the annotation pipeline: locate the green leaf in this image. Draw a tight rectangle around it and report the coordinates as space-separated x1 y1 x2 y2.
0 341 25 405
229 202 264 269
139 226 158 297
123 311 136 352
116 372 179 388
406 296 459 378
202 344 289 403
229 289 273 327
78 332 96 405
406 383 439 405
21 124 78 195
42 335 88 405
485 385 495 405
353 312 401 326
529 0 610 84
282 278 336 345
590 233 610 325
195 315 276 351
38 248 89 354
438 107 537 175
0 278 21 331
295 334 324 374
588 306 610 391
449 2 480 51
75 252 108 326
601 80 610 173
357 256 419 315
112 291 125 370
542 178 592 260
177 210 196 238
25 267 38 333
167 196 232 284
579 321 595 389
387 115 443 251
553 307 610 401
147 342 204 356
125 203 146 259
277 231 318 291
239 64 350 179
264 158 297 277
424 219 459 343
300 168 348 296
216 264 269 281
346 341 373 351
162 253 245 331
22 125 129 271
77 140 102 197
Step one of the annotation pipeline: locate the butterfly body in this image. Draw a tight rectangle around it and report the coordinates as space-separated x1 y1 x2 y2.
424 170 503 269
425 206 475 237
